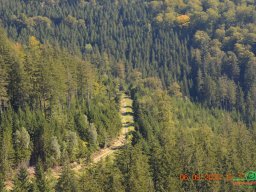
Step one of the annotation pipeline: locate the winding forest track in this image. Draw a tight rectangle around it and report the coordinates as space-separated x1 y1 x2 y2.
5 92 134 190
92 93 134 163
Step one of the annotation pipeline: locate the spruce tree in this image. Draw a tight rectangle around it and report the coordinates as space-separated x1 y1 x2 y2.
12 167 31 192
35 159 49 192
0 173 4 192
55 165 79 192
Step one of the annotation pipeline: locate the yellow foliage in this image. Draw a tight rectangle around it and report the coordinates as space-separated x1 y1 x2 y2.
29 36 40 48
149 1 162 10
165 11 176 24
176 15 190 25
93 81 106 96
164 0 186 9
28 16 52 27
13 43 25 62
155 13 164 23
169 82 182 97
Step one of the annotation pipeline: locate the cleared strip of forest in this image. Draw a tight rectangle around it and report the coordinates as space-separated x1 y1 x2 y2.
91 93 134 163
4 93 134 190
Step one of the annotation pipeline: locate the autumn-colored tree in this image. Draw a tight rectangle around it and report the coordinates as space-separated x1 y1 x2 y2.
176 15 190 26
169 82 182 97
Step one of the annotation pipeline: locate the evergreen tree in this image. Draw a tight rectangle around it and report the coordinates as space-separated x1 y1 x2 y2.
55 165 79 192
0 173 4 192
14 127 31 165
0 55 8 110
35 159 49 192
12 167 31 192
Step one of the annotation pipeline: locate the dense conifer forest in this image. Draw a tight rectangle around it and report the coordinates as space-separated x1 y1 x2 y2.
0 0 256 191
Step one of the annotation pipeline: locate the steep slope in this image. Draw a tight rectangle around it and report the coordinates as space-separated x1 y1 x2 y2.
4 92 135 191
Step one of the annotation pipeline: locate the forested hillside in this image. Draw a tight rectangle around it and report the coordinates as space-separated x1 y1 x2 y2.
0 29 122 190
130 77 256 191
1 0 256 125
0 0 256 191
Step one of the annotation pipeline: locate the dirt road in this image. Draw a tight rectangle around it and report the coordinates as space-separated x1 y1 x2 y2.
92 93 134 163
